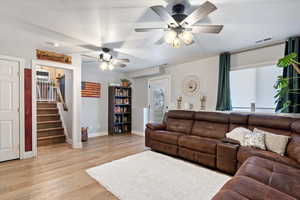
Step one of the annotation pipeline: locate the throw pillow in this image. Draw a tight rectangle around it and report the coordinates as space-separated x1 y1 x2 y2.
244 132 266 150
254 128 290 156
226 127 252 146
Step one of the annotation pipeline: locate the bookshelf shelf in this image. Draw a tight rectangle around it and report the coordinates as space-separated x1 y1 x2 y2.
108 86 132 135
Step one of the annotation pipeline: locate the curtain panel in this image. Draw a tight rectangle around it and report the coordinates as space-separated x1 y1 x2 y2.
216 52 232 111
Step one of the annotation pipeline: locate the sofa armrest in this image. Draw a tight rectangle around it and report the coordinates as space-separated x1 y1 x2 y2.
221 138 241 145
146 123 166 131
287 136 300 164
217 142 240 174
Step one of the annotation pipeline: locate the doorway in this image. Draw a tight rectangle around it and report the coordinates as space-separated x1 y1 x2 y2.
35 65 73 148
148 76 171 123
0 56 24 162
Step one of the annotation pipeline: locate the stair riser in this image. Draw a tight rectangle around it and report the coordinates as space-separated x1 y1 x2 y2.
37 109 59 115
37 136 65 146
37 103 57 109
38 129 64 138
37 115 60 122
37 122 62 130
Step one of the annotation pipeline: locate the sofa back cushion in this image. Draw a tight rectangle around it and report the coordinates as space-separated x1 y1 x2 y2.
248 114 296 136
166 110 195 134
191 112 229 139
229 113 249 131
287 120 300 163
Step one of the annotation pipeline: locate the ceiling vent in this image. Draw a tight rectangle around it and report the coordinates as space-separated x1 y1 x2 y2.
255 37 272 44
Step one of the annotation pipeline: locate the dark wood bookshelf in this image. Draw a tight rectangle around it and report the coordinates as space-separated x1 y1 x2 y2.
108 86 132 135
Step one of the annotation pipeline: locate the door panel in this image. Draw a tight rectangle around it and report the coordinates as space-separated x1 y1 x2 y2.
0 59 20 162
148 77 170 123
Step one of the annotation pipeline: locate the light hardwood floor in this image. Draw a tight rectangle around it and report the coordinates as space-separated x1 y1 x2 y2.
0 134 146 200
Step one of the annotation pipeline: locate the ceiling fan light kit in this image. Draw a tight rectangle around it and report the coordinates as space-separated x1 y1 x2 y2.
135 1 223 48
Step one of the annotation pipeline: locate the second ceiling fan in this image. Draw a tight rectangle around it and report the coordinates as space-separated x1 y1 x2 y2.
135 1 223 48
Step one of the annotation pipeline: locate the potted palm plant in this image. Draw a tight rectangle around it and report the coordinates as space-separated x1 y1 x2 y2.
120 78 131 87
274 53 300 112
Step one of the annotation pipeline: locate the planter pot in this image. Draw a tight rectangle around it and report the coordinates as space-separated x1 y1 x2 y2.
121 82 129 87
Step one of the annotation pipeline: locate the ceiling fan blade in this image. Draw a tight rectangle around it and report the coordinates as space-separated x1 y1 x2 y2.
180 1 217 27
113 58 130 63
191 25 223 34
81 54 98 59
114 63 127 68
150 5 179 27
80 44 103 52
135 28 168 32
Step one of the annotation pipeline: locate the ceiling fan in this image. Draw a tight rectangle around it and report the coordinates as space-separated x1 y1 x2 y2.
80 46 130 71
135 1 223 48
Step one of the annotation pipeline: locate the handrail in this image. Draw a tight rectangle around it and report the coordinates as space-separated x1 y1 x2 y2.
56 86 68 111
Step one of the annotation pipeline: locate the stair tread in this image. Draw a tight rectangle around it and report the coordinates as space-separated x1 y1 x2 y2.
38 114 59 117
38 134 65 140
37 108 58 110
38 127 64 132
37 120 61 124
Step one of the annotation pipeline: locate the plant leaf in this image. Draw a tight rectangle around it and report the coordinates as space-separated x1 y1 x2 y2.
277 53 297 67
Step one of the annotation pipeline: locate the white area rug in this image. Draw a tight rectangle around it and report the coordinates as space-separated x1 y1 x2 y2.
86 151 230 200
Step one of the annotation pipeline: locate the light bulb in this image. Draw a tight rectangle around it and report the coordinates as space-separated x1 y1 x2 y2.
164 30 177 44
172 37 181 48
100 62 108 70
108 64 114 70
180 31 193 45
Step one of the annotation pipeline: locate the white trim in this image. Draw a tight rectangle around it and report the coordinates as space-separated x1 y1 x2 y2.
32 58 82 157
66 137 73 145
57 103 69 138
147 75 171 123
132 131 145 137
88 131 108 138
0 55 26 160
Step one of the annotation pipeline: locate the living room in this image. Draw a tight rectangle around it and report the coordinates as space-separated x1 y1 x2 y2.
0 0 300 200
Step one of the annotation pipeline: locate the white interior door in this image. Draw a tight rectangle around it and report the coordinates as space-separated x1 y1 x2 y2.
0 59 20 162
148 76 170 123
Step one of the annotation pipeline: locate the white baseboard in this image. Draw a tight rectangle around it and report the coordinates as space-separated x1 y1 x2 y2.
88 131 108 138
132 130 145 137
21 151 34 159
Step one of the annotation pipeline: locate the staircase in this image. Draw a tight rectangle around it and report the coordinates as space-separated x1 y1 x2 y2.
37 102 66 146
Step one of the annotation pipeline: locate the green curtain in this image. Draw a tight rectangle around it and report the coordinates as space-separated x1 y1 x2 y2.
276 37 300 113
216 52 232 111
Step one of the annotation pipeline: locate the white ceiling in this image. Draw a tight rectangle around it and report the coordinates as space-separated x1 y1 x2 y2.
0 0 299 71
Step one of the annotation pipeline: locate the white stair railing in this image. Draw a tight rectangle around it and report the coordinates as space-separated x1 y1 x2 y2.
36 80 57 102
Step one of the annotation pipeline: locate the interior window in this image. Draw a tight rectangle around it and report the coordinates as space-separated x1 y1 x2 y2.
230 65 282 113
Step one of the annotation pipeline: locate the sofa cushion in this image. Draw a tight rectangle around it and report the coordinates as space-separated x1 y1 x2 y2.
212 176 295 200
178 135 220 154
226 127 252 146
248 114 296 136
236 156 300 199
287 136 300 164
229 113 249 131
191 112 229 139
237 146 300 169
149 130 184 145
166 118 194 134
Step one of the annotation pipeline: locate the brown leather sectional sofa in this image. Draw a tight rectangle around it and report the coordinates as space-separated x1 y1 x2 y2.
145 110 300 200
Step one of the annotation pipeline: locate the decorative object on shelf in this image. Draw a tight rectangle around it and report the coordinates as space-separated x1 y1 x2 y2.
176 96 182 109
134 1 223 48
108 86 132 135
120 78 131 87
200 95 206 110
81 82 101 98
81 127 88 142
182 75 200 96
36 49 72 64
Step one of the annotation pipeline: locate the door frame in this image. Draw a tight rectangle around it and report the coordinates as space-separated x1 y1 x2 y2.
32 58 82 157
0 55 25 160
147 75 171 122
